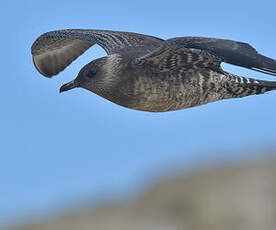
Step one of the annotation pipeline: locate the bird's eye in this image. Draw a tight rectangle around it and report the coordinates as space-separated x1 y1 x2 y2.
84 68 97 78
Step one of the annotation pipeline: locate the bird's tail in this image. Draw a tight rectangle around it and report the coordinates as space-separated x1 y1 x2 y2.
224 73 276 98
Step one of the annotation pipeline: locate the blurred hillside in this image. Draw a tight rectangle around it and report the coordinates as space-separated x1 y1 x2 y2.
9 157 276 230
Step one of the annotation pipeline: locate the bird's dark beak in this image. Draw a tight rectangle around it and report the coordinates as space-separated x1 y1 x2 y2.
59 80 78 93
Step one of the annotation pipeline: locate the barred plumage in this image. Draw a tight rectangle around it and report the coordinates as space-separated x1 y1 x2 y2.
31 29 276 112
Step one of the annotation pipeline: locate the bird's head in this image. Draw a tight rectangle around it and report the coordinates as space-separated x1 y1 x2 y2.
59 58 105 93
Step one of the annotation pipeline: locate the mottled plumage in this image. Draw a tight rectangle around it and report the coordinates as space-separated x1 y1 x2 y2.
31 29 276 112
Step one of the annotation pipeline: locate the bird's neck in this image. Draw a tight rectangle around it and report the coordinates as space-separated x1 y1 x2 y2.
87 54 125 99
102 54 125 79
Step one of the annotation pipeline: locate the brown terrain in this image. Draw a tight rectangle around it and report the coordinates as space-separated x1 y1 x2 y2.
9 157 276 230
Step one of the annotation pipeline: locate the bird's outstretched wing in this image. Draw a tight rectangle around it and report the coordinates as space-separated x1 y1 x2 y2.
31 29 163 77
165 37 276 76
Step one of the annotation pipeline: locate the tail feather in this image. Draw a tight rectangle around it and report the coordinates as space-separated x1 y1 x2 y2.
256 79 276 91
226 74 276 97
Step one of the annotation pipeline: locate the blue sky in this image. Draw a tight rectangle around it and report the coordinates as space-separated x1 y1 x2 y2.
1 0 276 226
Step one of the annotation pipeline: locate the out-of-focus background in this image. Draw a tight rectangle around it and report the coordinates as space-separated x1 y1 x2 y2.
1 0 276 229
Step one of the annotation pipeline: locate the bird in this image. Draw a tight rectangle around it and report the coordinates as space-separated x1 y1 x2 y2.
31 29 276 112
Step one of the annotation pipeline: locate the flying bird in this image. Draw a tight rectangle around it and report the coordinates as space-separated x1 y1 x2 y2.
31 29 276 112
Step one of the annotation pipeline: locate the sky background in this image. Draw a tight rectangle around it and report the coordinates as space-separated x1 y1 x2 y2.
1 0 276 227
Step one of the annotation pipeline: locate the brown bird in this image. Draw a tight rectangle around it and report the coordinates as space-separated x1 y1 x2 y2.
31 29 276 112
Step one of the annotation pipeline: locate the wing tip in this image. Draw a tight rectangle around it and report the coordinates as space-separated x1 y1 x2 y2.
251 67 276 76
32 56 55 78
250 54 276 76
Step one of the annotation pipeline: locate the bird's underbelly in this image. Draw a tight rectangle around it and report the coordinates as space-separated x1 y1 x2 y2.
107 73 223 112
127 90 211 112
